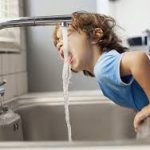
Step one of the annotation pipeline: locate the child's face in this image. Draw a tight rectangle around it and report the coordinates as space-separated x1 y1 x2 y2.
56 25 93 72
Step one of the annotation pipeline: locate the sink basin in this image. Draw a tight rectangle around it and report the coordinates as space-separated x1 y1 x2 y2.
8 96 136 141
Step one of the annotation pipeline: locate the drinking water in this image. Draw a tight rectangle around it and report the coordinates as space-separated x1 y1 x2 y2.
62 26 72 142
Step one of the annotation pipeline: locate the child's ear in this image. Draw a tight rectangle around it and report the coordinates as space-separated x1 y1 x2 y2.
91 28 103 44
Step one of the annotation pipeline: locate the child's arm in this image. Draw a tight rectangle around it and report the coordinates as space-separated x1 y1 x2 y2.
120 51 150 132
134 104 150 132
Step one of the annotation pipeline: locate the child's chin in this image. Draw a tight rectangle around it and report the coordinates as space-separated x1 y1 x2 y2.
71 68 78 73
71 66 80 72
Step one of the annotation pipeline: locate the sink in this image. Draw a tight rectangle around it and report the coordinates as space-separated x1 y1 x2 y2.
7 96 136 141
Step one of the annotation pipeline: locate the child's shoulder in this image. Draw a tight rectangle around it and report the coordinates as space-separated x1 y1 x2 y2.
94 49 122 79
94 49 149 78
120 50 149 76
96 49 121 65
103 49 149 69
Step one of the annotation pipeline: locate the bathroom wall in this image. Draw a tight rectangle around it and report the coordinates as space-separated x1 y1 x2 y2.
109 0 150 46
24 0 99 92
0 1 28 101
97 0 150 47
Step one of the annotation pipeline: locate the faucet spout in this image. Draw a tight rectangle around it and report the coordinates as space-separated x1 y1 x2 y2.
0 15 72 30
0 80 6 96
0 80 7 114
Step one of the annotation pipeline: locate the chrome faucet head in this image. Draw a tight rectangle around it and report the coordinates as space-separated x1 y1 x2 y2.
0 80 6 96
61 22 69 27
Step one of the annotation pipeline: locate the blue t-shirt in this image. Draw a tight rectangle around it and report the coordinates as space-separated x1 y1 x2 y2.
94 49 149 111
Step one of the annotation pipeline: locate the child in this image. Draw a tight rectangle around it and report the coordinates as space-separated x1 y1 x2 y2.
53 11 150 133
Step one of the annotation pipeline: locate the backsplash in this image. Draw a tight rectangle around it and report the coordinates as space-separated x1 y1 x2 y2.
0 28 28 101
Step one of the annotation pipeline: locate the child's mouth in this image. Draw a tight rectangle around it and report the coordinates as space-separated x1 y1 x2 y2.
67 55 73 65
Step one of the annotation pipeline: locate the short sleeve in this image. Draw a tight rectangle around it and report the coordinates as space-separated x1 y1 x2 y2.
94 50 149 110
117 53 134 86
94 50 134 86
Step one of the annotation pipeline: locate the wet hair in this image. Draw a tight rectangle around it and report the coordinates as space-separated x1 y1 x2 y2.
53 11 127 77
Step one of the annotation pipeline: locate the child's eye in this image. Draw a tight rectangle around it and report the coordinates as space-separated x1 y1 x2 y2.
67 28 74 36
67 32 72 36
68 30 74 37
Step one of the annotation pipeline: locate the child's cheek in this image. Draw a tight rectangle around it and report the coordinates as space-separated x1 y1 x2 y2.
68 41 74 53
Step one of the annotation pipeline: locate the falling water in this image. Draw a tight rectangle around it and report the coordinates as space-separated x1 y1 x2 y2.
61 26 72 142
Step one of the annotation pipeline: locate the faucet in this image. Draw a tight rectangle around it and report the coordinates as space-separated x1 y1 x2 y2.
0 80 6 96
0 15 70 113
0 15 71 110
0 80 7 114
0 15 72 29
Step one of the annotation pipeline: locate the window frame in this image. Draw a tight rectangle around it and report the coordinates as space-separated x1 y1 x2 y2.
0 0 22 53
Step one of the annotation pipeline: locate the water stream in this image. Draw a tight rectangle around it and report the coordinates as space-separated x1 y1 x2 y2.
62 26 72 142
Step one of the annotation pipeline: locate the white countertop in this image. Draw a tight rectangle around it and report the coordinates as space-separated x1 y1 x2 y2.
0 141 150 150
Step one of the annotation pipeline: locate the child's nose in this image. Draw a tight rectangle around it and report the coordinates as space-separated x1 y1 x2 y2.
61 53 64 60
59 49 72 61
56 41 63 51
59 49 64 60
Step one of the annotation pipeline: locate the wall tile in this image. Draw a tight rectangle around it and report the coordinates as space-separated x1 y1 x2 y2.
2 54 9 75
16 72 28 96
2 74 17 101
0 55 2 76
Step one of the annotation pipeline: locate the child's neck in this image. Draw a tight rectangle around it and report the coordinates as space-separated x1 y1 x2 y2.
86 46 103 74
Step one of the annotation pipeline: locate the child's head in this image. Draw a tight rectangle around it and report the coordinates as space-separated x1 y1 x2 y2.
53 11 126 77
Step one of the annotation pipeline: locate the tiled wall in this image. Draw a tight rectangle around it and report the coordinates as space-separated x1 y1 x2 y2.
0 28 28 101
